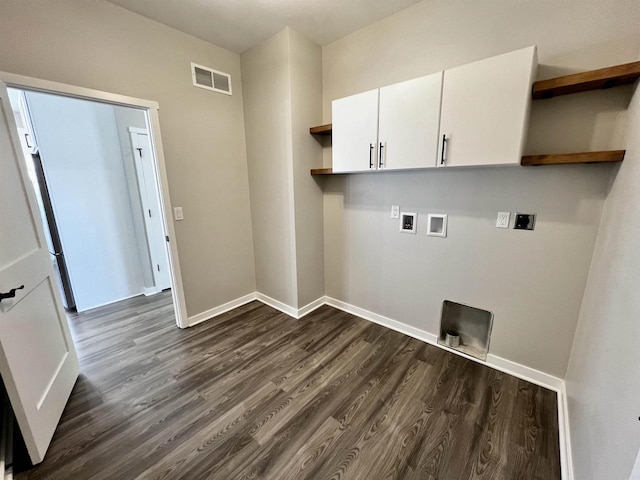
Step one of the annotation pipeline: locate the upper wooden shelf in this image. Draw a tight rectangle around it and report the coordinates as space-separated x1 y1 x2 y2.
309 124 332 136
521 150 625 166
532 61 640 100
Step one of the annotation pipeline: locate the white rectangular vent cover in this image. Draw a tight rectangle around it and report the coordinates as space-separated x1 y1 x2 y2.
191 63 232 95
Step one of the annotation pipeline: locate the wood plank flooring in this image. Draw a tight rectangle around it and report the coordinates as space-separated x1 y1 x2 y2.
16 292 561 479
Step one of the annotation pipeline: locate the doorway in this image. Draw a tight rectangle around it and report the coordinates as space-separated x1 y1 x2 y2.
6 87 177 315
0 76 188 328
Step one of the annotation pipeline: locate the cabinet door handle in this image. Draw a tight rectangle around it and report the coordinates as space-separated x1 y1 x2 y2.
379 142 385 168
369 143 374 169
440 135 448 165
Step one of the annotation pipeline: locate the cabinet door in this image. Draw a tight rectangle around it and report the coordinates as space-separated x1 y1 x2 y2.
438 46 537 167
378 72 443 170
332 89 379 173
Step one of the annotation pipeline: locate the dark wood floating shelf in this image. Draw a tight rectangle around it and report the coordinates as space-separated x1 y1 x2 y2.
309 124 332 135
521 150 625 166
310 168 334 175
532 61 640 100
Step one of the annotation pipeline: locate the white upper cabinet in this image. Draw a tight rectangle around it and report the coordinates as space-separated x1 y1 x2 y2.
378 72 443 170
332 89 379 173
438 46 537 168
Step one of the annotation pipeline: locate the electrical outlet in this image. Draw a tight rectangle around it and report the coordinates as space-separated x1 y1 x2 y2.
173 207 184 221
514 213 536 230
496 212 510 229
391 205 400 219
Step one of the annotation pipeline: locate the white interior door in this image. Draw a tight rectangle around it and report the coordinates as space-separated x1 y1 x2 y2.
332 89 379 173
0 83 79 464
129 129 171 292
378 72 443 170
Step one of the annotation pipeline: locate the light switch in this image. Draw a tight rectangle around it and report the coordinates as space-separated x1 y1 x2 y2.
391 205 400 219
496 212 510 229
173 207 184 221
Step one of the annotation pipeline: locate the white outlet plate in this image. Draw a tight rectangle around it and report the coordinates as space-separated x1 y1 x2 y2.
174 207 184 221
496 212 510 229
391 205 400 219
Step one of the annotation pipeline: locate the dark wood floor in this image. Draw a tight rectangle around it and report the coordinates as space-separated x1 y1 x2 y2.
17 292 560 479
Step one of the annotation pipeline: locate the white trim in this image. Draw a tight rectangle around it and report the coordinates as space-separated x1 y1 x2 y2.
80 292 144 312
558 383 574 480
143 287 160 297
255 292 299 318
146 108 188 328
0 71 159 109
128 126 147 135
325 296 437 344
187 293 257 327
0 71 188 328
297 297 326 318
487 353 564 391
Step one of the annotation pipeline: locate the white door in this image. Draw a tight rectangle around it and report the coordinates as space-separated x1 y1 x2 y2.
0 83 79 463
332 89 379 173
129 129 171 292
438 46 537 167
378 72 443 170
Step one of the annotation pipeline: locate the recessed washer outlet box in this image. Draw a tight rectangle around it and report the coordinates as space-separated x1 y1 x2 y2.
400 212 417 234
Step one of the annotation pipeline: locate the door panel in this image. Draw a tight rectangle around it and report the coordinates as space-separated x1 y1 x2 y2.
378 72 443 170
0 83 79 464
438 46 537 167
130 130 171 292
332 89 379 173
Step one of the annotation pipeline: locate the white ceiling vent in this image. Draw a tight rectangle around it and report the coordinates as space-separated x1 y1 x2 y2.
191 63 232 95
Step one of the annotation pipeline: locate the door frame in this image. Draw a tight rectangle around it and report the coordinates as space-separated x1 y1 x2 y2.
0 71 189 328
128 126 171 295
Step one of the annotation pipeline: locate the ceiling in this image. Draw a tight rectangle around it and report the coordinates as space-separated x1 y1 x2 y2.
105 0 422 53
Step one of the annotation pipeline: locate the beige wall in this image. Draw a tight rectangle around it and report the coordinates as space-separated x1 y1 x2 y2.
242 28 324 309
289 29 325 308
0 0 256 317
564 78 640 478
321 0 640 376
242 29 298 307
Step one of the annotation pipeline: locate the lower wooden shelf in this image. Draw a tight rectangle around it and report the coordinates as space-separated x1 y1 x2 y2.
521 150 625 166
310 168 334 175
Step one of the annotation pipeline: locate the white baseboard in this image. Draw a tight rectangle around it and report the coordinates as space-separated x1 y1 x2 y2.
185 292 325 328
187 292 257 327
558 383 574 480
255 292 299 318
79 291 145 312
255 292 325 319
297 296 326 318
324 296 438 344
143 287 160 296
